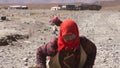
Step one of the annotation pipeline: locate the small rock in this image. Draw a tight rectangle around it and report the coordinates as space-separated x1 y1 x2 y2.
24 62 28 66
108 38 112 40
23 57 29 62
41 38 43 40
43 42 45 44
1 16 6 20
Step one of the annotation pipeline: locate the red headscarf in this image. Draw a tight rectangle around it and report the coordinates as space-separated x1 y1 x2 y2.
58 20 80 51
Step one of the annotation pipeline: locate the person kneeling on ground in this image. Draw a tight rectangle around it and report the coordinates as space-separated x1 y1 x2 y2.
49 16 62 35
36 19 97 68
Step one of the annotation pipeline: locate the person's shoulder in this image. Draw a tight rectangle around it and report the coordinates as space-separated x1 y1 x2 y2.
80 36 86 39
80 36 96 54
80 36 96 47
80 36 89 42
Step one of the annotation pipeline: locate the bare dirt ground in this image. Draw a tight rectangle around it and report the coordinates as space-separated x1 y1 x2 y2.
0 9 120 68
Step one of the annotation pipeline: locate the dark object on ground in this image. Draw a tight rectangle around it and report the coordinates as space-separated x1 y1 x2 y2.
1 16 6 20
0 34 29 46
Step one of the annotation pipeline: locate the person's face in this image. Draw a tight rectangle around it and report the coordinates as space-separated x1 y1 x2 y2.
63 34 76 41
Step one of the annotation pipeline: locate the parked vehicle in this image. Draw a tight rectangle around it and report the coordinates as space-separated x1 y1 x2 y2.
51 6 61 10
8 5 28 9
80 4 102 10
55 4 102 11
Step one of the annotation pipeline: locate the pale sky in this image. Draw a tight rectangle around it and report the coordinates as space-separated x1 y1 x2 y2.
79 0 114 3
0 0 115 3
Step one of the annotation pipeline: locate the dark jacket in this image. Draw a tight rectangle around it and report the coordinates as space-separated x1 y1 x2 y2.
36 36 97 68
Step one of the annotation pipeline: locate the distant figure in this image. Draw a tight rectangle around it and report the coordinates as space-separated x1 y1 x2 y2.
49 16 62 35
37 19 97 68
49 16 62 26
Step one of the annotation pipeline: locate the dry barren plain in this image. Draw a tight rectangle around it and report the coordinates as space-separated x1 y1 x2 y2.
0 9 120 68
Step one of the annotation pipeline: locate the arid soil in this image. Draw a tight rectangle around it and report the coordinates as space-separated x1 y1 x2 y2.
0 9 120 68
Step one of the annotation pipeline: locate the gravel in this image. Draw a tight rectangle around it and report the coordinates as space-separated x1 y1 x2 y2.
0 9 120 68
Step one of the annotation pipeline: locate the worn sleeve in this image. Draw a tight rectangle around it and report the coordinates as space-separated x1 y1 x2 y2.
80 36 97 68
36 38 58 68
